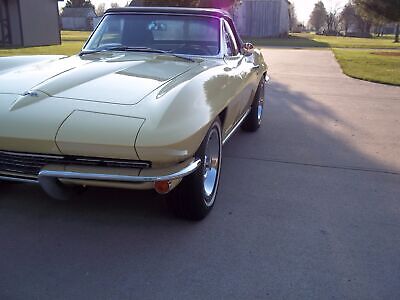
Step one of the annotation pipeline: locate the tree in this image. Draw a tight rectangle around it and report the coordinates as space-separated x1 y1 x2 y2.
288 1 298 32
354 0 400 42
96 3 106 16
65 0 95 9
309 1 328 33
204 0 241 8
326 9 340 35
340 2 357 34
110 2 120 8
129 0 239 8
129 0 199 7
340 2 373 37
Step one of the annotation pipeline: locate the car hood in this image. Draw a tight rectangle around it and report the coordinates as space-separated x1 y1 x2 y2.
0 52 199 105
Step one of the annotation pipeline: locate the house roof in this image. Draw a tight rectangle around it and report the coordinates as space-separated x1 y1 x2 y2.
61 7 97 18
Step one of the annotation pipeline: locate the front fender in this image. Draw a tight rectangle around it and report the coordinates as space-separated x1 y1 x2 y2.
135 63 230 165
254 49 268 76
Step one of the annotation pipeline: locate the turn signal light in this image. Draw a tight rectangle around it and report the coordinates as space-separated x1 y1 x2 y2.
154 180 171 195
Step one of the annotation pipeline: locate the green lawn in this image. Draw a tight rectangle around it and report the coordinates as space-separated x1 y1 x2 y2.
310 33 400 49
333 49 400 86
60 30 91 42
1 31 399 86
248 33 400 86
0 31 90 57
246 34 329 48
250 33 400 49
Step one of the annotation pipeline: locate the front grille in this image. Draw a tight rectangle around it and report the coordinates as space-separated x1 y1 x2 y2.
0 150 151 179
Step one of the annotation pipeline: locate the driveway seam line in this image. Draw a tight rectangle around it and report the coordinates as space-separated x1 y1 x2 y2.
270 92 400 101
225 156 400 176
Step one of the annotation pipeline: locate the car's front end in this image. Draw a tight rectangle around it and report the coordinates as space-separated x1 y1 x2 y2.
1 7 267 220
0 52 209 198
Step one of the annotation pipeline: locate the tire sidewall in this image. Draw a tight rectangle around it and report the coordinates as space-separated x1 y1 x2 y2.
167 118 222 220
242 77 265 132
196 119 222 208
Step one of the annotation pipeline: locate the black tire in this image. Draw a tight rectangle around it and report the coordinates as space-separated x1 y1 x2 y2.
167 118 222 221
241 77 265 132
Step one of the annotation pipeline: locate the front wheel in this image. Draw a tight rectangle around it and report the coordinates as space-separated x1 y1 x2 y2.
242 77 266 132
167 118 222 221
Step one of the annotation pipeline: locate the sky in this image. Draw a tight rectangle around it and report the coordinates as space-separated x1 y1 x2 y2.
58 0 349 23
292 0 348 23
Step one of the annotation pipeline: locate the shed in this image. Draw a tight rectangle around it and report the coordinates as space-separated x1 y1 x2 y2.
61 7 97 31
0 0 61 47
233 0 289 37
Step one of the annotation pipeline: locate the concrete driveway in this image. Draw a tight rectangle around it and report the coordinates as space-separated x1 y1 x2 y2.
1 49 399 299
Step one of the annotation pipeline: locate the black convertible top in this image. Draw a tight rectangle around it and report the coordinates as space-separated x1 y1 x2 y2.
105 7 232 21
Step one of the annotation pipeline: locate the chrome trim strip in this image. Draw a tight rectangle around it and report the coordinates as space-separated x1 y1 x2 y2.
0 150 151 169
38 159 201 183
0 150 64 160
74 158 150 168
0 175 38 184
222 109 251 145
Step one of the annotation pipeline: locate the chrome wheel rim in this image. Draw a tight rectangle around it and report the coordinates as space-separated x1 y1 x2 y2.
203 127 221 206
257 82 265 124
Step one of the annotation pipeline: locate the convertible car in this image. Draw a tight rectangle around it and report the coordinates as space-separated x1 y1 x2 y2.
0 7 268 220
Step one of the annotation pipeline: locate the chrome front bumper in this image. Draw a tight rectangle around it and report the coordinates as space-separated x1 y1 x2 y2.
0 155 201 199
38 158 201 184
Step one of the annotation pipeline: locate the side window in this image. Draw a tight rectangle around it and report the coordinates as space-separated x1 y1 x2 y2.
223 21 238 56
224 30 234 56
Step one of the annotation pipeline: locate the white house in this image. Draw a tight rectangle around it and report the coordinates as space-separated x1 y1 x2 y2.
61 7 97 31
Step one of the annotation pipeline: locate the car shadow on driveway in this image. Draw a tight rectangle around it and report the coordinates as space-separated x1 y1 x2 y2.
1 182 174 222
224 80 399 174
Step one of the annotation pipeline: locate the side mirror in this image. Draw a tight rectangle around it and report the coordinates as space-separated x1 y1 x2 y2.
243 42 255 56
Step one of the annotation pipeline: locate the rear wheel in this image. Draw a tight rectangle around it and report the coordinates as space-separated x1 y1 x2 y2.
167 118 222 221
242 78 265 132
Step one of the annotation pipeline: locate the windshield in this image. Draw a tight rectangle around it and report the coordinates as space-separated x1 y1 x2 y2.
84 14 221 56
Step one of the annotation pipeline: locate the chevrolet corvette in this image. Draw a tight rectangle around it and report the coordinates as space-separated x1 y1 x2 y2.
0 7 268 220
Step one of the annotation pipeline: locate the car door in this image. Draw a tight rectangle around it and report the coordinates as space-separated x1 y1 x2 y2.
222 21 258 135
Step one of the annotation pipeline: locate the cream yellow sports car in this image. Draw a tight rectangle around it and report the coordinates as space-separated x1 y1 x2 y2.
0 7 268 220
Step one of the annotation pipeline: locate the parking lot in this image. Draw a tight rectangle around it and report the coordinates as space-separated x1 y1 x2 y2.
1 48 400 299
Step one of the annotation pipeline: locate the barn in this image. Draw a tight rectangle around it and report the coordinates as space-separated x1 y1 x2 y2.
131 0 289 38
0 0 61 47
233 0 289 37
61 7 98 31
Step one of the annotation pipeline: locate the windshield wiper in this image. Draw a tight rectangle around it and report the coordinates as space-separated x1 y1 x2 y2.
78 47 145 56
108 46 165 53
80 46 195 62
79 49 108 56
110 46 196 62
